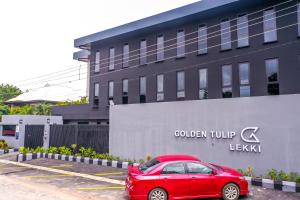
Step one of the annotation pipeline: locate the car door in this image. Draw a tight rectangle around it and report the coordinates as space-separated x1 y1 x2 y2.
185 162 216 197
159 162 190 198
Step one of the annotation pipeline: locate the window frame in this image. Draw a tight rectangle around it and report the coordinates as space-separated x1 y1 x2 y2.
220 18 232 51
140 39 147 65
156 34 165 62
1 125 17 137
123 43 129 68
198 24 208 55
156 74 164 101
177 29 185 58
139 76 147 103
237 14 249 48
199 68 208 99
239 62 251 97
263 8 277 43
222 64 233 98
122 79 129 104
176 71 185 99
95 50 100 73
109 47 115 71
161 162 186 175
185 162 213 175
265 58 280 95
108 81 114 101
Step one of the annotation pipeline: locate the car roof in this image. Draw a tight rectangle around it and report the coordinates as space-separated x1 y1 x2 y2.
155 155 200 162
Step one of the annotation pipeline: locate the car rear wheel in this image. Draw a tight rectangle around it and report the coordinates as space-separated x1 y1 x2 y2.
222 183 240 200
148 188 168 200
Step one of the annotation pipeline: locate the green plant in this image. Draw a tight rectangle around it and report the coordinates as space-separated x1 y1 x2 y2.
267 169 278 180
288 172 299 182
19 146 31 154
139 159 145 164
46 146 58 154
296 176 300 183
0 139 8 150
33 146 45 153
70 144 77 154
245 166 253 177
58 146 72 155
278 170 289 181
237 168 245 175
145 154 152 162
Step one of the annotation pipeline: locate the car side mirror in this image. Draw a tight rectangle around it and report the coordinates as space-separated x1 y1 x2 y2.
211 169 217 175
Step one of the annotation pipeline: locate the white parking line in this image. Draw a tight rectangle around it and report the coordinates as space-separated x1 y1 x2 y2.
0 159 125 185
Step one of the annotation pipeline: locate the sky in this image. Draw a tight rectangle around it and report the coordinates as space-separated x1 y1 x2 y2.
0 0 200 101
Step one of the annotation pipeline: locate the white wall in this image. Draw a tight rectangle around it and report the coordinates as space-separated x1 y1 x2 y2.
110 94 300 175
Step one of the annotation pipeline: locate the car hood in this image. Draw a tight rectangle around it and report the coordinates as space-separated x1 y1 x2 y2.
210 163 242 176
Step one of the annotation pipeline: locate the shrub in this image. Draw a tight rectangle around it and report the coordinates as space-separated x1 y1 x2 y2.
0 140 8 150
58 146 72 155
288 172 299 182
267 169 278 180
33 146 45 153
237 168 245 175
19 146 30 154
278 170 289 181
46 146 58 154
70 144 77 154
145 154 152 162
296 176 300 183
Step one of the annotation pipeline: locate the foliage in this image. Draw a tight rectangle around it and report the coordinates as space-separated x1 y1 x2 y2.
288 172 299 182
0 104 9 116
0 84 22 103
9 103 51 115
278 170 289 181
57 96 88 106
33 146 46 153
267 169 278 180
46 146 58 154
58 146 72 155
145 154 152 162
19 146 30 154
0 140 8 150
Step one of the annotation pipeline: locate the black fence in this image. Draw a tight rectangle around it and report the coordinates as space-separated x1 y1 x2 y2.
24 125 45 149
49 125 109 153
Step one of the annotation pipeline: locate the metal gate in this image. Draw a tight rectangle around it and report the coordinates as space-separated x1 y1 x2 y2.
24 125 44 148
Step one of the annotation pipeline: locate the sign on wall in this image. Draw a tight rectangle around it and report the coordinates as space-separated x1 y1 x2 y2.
175 127 261 153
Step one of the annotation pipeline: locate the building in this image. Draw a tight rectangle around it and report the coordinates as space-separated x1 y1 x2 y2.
0 115 62 148
51 0 300 174
53 0 300 124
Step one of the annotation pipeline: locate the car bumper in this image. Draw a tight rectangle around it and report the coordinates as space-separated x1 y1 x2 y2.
125 182 147 200
239 179 250 195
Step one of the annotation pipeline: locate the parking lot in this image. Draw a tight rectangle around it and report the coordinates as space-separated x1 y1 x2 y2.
0 154 299 200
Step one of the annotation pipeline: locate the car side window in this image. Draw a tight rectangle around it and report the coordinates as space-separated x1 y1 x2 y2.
161 162 186 174
186 162 212 174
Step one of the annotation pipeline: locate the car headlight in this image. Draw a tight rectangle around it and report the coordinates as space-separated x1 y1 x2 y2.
239 176 245 180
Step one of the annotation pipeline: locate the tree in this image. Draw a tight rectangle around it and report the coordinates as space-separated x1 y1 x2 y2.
0 84 22 103
57 96 88 106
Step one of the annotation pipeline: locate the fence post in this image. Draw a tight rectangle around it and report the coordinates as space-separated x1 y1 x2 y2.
75 125 78 146
43 124 50 149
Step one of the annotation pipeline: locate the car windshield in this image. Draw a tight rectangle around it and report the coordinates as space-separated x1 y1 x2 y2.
139 159 161 173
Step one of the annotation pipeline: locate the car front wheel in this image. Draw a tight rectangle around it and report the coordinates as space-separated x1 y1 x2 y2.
222 183 240 200
148 188 168 200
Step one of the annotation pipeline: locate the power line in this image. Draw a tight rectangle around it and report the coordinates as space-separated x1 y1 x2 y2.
87 0 297 67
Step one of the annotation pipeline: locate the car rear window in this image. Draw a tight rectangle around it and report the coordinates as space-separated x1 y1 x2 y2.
139 159 160 173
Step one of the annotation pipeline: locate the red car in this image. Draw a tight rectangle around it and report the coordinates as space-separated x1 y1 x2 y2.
126 155 249 200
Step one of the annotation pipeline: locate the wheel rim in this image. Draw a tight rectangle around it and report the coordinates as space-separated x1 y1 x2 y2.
224 186 238 200
150 189 166 200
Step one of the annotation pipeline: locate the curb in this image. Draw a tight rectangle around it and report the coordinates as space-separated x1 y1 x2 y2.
17 153 129 169
0 148 18 155
245 177 300 193
16 153 300 193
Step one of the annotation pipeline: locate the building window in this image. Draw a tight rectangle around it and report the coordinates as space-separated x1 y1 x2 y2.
123 44 129 68
157 35 164 61
140 76 146 103
95 51 100 73
177 30 185 57
198 25 207 55
264 8 277 43
199 68 208 99
220 19 232 50
109 48 115 70
177 71 185 99
122 79 128 104
298 2 300 36
237 14 249 48
239 63 250 97
265 58 279 95
222 65 232 98
1 125 16 137
108 81 114 102
140 39 147 65
94 83 99 106
157 74 164 101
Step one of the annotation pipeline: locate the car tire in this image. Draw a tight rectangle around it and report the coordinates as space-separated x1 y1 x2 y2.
222 183 240 200
148 188 168 200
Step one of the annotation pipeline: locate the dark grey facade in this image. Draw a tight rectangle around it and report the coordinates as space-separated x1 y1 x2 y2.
53 0 300 123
